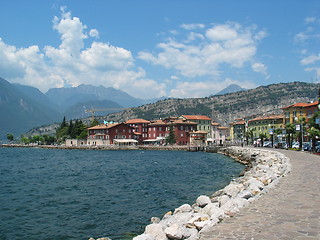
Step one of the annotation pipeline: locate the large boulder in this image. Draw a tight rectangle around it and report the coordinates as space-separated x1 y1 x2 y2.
164 224 191 240
174 204 192 214
196 195 211 208
201 203 225 219
223 183 244 198
145 223 167 240
133 234 156 240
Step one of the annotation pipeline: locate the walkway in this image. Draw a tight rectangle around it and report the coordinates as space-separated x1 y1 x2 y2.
200 150 320 240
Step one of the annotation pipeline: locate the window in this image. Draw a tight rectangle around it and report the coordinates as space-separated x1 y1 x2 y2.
122 135 126 139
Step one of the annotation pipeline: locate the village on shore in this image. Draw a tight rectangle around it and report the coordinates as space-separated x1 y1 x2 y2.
61 100 320 151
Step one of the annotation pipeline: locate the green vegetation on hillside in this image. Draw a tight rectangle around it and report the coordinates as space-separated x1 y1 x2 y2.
56 117 88 141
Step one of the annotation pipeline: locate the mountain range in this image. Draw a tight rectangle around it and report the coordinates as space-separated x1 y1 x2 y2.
103 81 320 126
0 77 164 139
2 77 319 140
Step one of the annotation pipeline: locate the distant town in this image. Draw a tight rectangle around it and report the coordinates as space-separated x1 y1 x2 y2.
61 100 320 151
5 100 320 152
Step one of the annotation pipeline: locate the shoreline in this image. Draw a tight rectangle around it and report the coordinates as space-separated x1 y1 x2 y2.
116 147 291 240
0 143 190 151
2 144 292 240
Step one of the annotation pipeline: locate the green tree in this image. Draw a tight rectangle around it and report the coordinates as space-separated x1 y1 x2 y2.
308 111 320 129
245 129 254 145
166 124 176 145
285 123 296 148
67 120 74 136
60 116 67 129
78 130 88 139
20 136 30 145
259 133 268 147
90 118 100 127
307 127 320 152
43 135 56 145
56 117 70 141
6 133 14 142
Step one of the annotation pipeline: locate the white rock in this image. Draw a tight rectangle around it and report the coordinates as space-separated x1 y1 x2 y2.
193 220 210 230
218 195 230 206
151 217 161 224
164 224 191 240
245 178 264 194
199 217 219 233
237 190 253 199
223 183 244 198
196 195 211 207
133 233 156 240
160 212 193 229
201 203 224 219
184 228 199 240
174 204 192 214
221 198 249 213
187 213 209 225
145 223 167 240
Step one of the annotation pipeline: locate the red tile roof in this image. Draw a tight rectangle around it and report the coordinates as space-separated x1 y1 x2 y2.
181 115 212 120
282 101 319 109
88 123 121 130
249 114 284 122
218 126 229 130
230 120 246 125
125 119 150 124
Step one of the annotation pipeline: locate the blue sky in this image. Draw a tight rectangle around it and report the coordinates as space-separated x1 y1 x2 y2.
0 0 320 99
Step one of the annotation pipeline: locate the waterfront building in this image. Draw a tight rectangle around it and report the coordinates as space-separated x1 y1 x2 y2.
282 101 318 124
229 120 245 143
87 123 136 145
248 114 284 140
125 118 150 144
210 122 230 145
189 131 208 146
179 115 212 139
147 118 197 145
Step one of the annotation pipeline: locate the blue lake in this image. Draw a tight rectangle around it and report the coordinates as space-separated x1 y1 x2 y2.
0 148 244 240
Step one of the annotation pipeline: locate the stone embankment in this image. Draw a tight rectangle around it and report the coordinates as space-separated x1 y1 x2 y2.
106 147 290 240
0 143 189 151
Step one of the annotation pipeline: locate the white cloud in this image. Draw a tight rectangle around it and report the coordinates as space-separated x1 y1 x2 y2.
205 24 238 41
252 62 267 75
180 23 205 30
305 17 317 24
138 22 266 79
300 55 320 65
0 8 164 99
89 29 99 38
169 78 256 98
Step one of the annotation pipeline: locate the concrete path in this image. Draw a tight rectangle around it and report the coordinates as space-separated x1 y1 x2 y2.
200 150 320 240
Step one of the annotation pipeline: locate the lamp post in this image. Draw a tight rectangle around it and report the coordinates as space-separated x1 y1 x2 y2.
295 117 303 150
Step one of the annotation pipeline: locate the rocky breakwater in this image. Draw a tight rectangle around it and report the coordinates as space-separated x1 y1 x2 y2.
127 147 291 240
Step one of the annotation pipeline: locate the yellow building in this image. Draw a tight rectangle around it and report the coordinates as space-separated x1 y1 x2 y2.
229 120 245 143
248 114 284 140
282 101 318 125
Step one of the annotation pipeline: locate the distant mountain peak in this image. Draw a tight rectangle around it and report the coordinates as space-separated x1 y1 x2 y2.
215 84 246 95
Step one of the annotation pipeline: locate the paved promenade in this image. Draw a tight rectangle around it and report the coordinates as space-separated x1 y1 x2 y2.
200 150 320 240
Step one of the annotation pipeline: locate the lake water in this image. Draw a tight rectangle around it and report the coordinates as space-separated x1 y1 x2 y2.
0 148 244 240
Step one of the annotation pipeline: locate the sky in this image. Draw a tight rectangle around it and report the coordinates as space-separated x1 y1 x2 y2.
0 0 320 99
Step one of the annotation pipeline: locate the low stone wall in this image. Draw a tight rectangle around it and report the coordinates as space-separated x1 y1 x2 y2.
0 144 189 151
116 147 291 240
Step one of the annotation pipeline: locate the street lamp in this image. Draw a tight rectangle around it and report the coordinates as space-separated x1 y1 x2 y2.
295 117 303 150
